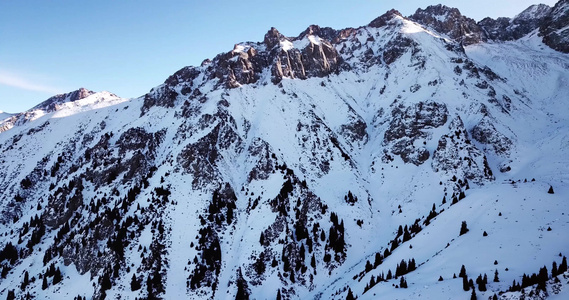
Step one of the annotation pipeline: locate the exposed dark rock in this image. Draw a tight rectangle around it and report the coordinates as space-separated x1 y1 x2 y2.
296 25 339 43
141 85 179 116
432 116 494 183
264 27 286 50
410 5 484 46
383 35 418 65
471 117 512 156
540 0 569 53
384 101 448 165
247 138 277 182
178 119 242 188
479 4 551 41
33 88 95 111
164 66 201 87
368 9 403 28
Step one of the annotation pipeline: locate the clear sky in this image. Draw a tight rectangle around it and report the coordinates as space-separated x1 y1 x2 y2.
0 0 559 113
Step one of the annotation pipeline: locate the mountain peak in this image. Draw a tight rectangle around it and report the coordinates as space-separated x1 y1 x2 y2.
409 5 482 45
515 3 552 21
264 27 287 49
32 87 95 111
296 25 339 42
368 9 403 28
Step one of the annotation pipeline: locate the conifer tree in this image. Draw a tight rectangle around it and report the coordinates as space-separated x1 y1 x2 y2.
548 186 554 194
130 274 141 291
459 265 467 278
400 276 408 288
42 276 48 290
470 288 477 300
374 252 382 267
559 256 568 274
52 268 62 285
21 271 29 290
101 272 112 291
463 275 470 291
346 288 355 300
460 221 469 235
6 290 15 300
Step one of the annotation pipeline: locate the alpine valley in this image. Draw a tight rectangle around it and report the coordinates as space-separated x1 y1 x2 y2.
1 1 569 300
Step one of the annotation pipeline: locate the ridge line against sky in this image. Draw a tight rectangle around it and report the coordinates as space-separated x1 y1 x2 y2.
0 0 559 114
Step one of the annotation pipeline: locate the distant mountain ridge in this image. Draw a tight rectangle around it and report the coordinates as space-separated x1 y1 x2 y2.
0 88 124 132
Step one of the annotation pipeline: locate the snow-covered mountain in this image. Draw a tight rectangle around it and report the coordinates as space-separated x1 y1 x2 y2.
0 1 568 300
0 88 125 133
0 111 13 122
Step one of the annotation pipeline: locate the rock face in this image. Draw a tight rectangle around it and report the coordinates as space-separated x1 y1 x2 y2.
410 5 484 45
541 0 569 52
33 88 95 112
432 117 493 183
384 101 448 165
479 4 552 41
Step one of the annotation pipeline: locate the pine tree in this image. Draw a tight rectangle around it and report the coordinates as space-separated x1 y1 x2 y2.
494 269 500 282
346 288 355 300
259 232 265 245
130 274 141 291
400 276 408 288
470 288 477 300
21 271 29 290
42 276 48 290
276 289 282 300
459 265 467 278
235 271 250 300
478 274 487 291
438 275 443 281
374 252 382 267
548 186 554 194
460 221 469 235
311 254 316 268
52 268 62 285
463 275 470 291
6 290 15 300
101 272 112 291
559 256 568 274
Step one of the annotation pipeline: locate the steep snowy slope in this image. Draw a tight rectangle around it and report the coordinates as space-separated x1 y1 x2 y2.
0 3 568 300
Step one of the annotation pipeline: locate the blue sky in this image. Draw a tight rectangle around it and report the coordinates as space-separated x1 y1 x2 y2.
0 0 559 113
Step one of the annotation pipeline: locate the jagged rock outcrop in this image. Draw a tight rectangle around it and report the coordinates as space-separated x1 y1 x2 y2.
479 4 552 41
541 0 569 52
267 27 343 82
369 9 403 28
383 101 448 165
471 116 513 156
33 88 95 112
432 116 494 183
410 5 484 45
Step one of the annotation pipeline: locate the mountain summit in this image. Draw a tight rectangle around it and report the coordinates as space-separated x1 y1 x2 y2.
0 1 568 300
